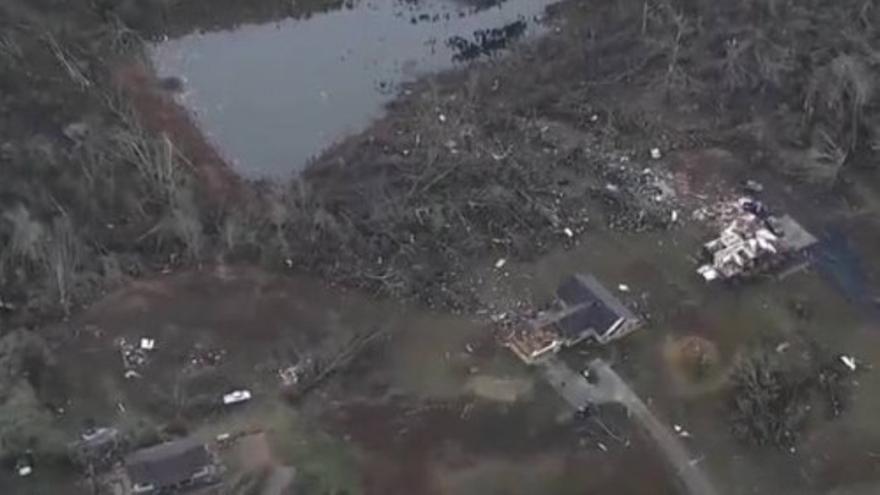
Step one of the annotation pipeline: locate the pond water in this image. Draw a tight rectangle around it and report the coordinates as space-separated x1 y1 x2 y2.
150 0 558 178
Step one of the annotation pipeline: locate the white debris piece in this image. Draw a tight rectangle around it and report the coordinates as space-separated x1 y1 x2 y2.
223 390 252 405
673 424 682 433
605 183 620 193
618 284 630 292
650 148 662 160
17 465 32 477
671 210 679 223
597 442 608 452
140 338 155 350
216 433 231 442
563 227 574 238
840 355 857 371
494 258 507 269
490 312 508 323
697 265 720 282
438 113 447 123
776 342 791 354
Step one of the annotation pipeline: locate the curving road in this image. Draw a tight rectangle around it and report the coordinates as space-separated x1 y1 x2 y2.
541 356 720 495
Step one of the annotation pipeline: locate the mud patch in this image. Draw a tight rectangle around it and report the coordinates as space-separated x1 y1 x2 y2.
463 374 534 402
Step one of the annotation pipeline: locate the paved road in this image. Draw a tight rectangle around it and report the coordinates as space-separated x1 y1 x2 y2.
541 356 720 495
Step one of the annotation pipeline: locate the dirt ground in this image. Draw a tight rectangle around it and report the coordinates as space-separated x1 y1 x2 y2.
2 0 880 494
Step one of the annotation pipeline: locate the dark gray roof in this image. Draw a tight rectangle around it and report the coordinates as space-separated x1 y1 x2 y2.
125 438 210 488
556 301 620 339
555 273 634 338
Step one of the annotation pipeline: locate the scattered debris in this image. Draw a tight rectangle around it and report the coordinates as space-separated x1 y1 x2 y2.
618 284 630 292
696 199 817 282
62 121 89 143
775 342 791 354
278 358 316 388
186 345 227 370
494 258 507 269
490 312 508 323
840 355 857 371
650 148 662 160
563 227 574 238
15 453 34 477
69 427 121 469
743 179 764 194
118 337 156 371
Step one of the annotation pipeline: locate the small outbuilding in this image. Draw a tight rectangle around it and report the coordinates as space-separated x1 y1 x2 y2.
124 438 220 494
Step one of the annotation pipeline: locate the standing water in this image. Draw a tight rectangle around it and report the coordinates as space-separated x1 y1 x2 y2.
150 0 559 178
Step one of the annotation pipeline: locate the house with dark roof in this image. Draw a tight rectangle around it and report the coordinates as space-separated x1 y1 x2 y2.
555 273 641 344
124 438 221 494
503 273 642 364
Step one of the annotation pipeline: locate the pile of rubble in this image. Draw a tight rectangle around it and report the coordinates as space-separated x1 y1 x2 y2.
696 198 818 282
117 337 156 378
185 345 227 371
595 157 683 231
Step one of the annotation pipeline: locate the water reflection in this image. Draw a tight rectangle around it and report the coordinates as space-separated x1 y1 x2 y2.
151 0 557 177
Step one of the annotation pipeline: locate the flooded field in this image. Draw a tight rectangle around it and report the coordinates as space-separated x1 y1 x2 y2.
151 0 558 177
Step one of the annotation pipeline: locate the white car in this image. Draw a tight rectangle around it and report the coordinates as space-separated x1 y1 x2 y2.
222 390 252 405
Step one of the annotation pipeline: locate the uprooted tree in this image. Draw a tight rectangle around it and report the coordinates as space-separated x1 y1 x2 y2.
727 338 853 448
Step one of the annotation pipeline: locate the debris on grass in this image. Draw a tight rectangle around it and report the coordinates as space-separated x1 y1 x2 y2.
839 355 857 371
223 390 252 405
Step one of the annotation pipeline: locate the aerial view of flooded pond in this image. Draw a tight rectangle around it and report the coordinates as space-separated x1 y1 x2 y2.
151 0 557 177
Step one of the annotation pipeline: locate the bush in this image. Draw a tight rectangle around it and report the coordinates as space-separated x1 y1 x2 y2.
728 339 853 448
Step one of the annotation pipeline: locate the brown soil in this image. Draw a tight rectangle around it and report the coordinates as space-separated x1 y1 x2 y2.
113 60 241 202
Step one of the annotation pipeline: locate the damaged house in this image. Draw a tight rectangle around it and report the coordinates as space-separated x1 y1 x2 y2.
122 438 222 494
504 273 642 364
697 199 818 282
